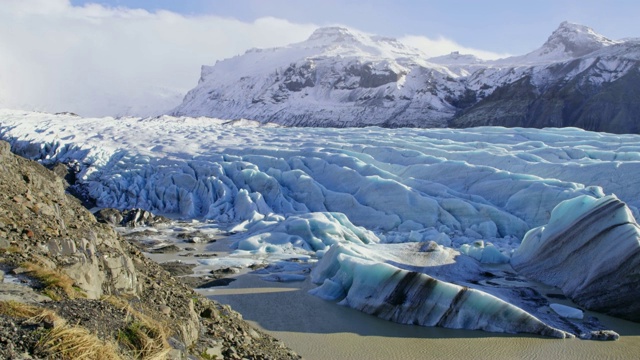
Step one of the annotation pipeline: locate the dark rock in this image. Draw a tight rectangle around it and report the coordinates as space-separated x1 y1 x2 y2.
50 162 75 186
283 62 316 92
451 67 640 134
149 244 181 254
94 207 172 228
160 261 196 276
93 208 124 226
197 278 237 288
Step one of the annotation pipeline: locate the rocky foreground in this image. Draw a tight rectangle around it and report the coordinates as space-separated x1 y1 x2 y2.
0 140 299 359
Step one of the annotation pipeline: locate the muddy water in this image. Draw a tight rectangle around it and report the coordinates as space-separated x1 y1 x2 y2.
203 274 640 360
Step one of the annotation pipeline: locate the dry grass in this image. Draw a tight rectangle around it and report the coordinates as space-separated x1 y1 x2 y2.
20 262 86 299
104 295 171 360
3 296 172 359
118 321 171 360
38 324 123 360
0 301 122 360
0 300 46 318
0 245 21 254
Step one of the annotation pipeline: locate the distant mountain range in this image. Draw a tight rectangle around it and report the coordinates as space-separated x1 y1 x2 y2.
172 22 640 133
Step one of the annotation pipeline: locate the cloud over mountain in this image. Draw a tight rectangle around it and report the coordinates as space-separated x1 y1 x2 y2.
0 0 317 116
0 0 509 117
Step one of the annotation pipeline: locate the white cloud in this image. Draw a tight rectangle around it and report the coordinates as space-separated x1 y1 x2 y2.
0 1 510 117
400 35 510 60
0 0 317 117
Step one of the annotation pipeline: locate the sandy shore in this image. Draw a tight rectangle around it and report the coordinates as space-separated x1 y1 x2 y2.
203 274 640 360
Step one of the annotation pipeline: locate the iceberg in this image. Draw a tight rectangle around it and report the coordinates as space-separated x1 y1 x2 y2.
512 195 640 321
311 243 568 338
310 242 617 339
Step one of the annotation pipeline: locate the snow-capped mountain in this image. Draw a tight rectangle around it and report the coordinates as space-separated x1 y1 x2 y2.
499 21 621 65
172 22 640 133
173 26 461 127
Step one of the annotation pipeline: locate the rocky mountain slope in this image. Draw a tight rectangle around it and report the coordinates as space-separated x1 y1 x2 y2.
0 140 299 359
172 22 640 134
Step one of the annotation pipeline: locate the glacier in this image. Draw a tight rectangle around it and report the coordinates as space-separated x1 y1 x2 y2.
1 109 639 338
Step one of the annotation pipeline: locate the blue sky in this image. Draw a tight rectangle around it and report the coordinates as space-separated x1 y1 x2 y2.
68 0 640 54
1 0 638 117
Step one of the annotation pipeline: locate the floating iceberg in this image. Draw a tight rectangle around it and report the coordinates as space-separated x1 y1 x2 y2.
310 243 575 338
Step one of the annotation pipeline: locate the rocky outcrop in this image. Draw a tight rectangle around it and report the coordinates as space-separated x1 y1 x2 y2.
451 65 640 134
94 207 171 228
0 140 139 299
0 141 300 359
511 195 640 322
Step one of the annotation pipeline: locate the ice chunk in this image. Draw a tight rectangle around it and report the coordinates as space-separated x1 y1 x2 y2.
459 240 510 264
512 195 640 321
261 274 306 282
232 212 379 255
550 304 584 320
310 244 570 338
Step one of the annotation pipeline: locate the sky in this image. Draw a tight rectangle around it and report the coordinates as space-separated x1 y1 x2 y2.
0 0 638 117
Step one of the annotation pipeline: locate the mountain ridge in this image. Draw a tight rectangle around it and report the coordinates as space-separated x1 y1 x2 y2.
172 22 640 133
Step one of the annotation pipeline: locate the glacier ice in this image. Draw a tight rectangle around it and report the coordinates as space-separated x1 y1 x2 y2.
0 110 631 241
550 304 584 320
230 212 378 255
512 195 640 321
309 242 616 338
459 240 509 264
0 110 638 336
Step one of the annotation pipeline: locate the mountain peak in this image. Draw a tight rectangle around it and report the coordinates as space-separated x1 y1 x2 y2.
542 21 618 57
299 26 424 59
499 21 621 65
307 27 359 42
428 51 485 65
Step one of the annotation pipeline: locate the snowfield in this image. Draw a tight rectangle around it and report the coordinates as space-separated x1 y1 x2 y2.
1 109 639 338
